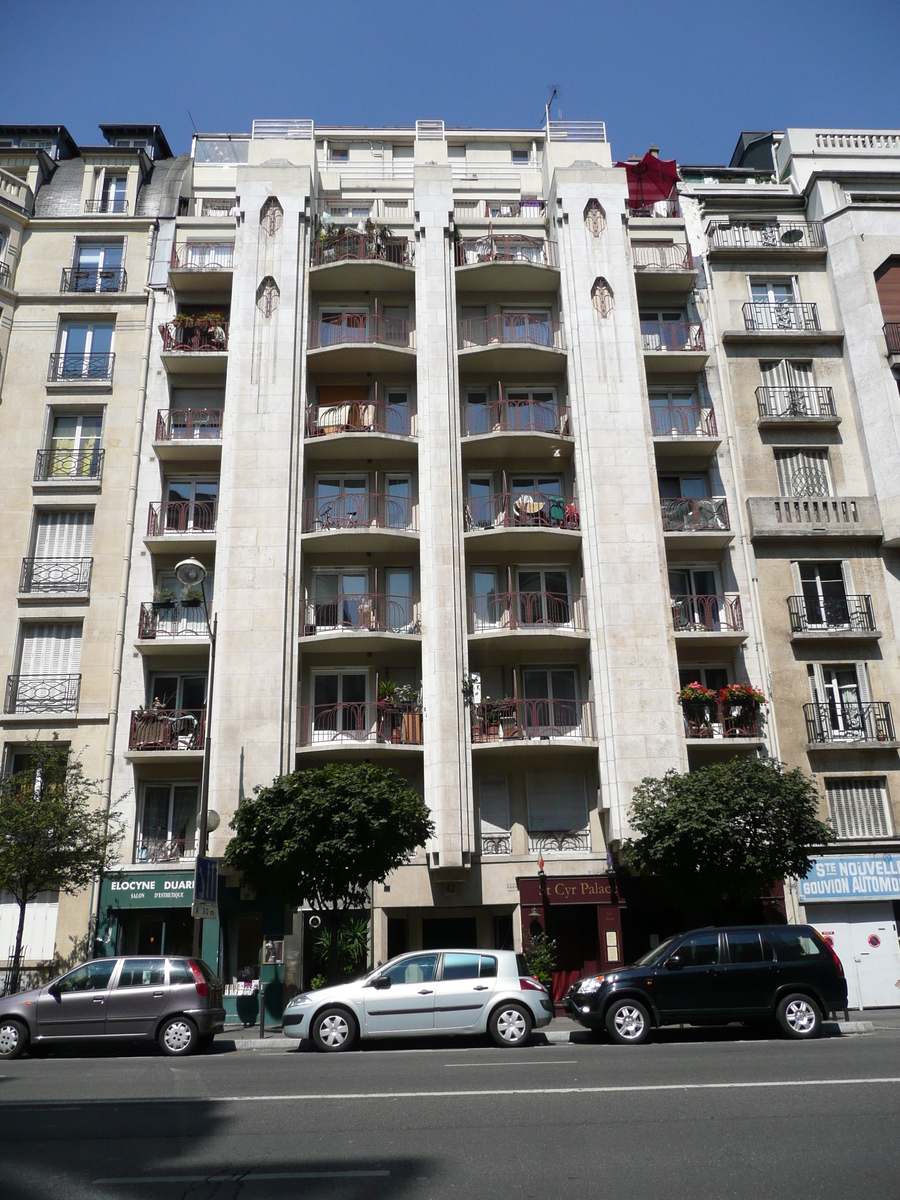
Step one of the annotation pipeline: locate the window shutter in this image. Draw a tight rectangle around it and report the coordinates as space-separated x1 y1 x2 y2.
479 777 510 833
526 772 587 831
826 778 892 838
19 623 82 675
761 360 792 389
774 449 830 496
35 511 94 558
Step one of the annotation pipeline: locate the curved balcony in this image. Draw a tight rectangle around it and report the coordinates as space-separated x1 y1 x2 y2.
302 593 421 650
137 601 211 647
457 314 566 373
302 493 418 551
804 701 897 748
787 594 879 640
671 594 746 646
470 699 596 751
303 399 417 461
455 236 559 293
307 314 416 373
641 321 708 373
153 408 223 462
468 591 588 652
4 674 80 715
660 497 732 549
461 398 572 458
19 557 93 597
127 708 206 756
650 404 720 462
632 242 696 299
297 702 423 758
145 500 217 554
61 266 127 293
169 242 234 295
310 233 414 292
464 491 580 551
159 320 229 377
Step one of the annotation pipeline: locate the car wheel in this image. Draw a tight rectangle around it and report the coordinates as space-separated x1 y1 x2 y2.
158 1016 198 1057
489 1003 533 1048
0 1019 29 1060
605 998 651 1045
311 1007 357 1053
776 993 821 1040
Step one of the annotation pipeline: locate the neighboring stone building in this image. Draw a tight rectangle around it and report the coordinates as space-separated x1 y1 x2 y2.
0 119 898 1010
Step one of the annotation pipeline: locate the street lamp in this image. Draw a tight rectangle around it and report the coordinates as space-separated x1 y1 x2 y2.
175 557 217 958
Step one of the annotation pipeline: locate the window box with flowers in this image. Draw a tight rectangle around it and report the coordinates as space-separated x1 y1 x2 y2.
678 682 718 738
678 681 767 739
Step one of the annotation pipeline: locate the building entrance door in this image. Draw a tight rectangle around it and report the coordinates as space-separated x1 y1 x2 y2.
546 905 599 1004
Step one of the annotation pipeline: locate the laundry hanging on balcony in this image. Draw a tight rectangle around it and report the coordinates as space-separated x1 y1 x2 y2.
614 151 679 212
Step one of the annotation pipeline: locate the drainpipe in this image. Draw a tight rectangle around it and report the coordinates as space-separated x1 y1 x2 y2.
91 223 158 950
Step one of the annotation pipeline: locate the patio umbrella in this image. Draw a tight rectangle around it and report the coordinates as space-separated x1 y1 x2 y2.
614 151 680 210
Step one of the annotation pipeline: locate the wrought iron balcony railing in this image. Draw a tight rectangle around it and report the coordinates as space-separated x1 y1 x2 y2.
470 699 596 743
155 408 223 441
660 497 729 533
804 700 894 744
19 557 93 595
885 323 900 354
60 267 127 293
147 500 218 536
0 262 12 288
305 401 416 439
129 708 206 751
640 321 705 351
682 700 761 740
454 199 546 220
671 593 743 633
755 385 837 419
632 242 694 271
34 448 105 482
159 320 229 352
464 491 580 532
308 313 415 351
298 702 423 747
310 233 413 268
742 301 820 332
47 352 115 382
468 591 587 634
708 221 825 251
461 399 571 438
170 242 234 270
649 405 717 438
455 236 558 268
138 601 210 639
304 593 420 635
528 829 591 854
302 493 417 533
458 313 564 351
5 674 81 714
84 198 128 214
135 837 197 863
787 594 876 634
480 832 512 856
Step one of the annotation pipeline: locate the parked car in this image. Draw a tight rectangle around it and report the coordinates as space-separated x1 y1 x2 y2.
283 949 553 1052
564 924 848 1045
0 956 226 1060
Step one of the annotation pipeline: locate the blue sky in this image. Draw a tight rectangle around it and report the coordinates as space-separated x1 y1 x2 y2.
2 0 897 163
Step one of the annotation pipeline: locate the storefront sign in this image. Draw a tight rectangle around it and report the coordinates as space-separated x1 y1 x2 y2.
103 870 195 910
799 855 900 903
518 875 614 906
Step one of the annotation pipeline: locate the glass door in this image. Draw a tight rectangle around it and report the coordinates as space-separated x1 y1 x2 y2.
821 666 864 739
59 322 113 378
517 569 570 626
313 672 368 739
386 390 410 436
468 476 496 529
465 390 491 436
49 413 102 477
800 563 849 629
165 480 219 531
314 476 367 528
471 569 500 630
522 668 579 735
385 476 411 528
751 281 796 328
384 569 414 632
668 567 719 631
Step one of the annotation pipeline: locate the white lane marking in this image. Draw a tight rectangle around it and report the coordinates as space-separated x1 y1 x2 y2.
94 1172 389 1184
444 1059 578 1068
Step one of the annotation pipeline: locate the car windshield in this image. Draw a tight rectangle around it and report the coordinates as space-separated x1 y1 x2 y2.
631 935 682 967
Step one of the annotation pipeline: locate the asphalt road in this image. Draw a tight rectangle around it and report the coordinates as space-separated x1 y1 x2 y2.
2 1019 900 1200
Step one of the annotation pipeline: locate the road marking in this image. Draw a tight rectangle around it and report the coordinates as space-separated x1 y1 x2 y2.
94 1171 389 1184
444 1059 579 1068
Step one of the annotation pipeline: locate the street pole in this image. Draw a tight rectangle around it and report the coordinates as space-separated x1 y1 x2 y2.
192 607 217 959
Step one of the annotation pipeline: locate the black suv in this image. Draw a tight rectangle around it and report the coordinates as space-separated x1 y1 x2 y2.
564 925 847 1044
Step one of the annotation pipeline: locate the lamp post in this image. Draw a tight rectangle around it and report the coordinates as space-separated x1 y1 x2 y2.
175 557 217 958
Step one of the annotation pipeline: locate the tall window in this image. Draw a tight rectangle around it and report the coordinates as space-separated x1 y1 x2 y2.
71 241 124 292
137 785 200 860
56 321 114 379
164 479 218 531
101 174 128 213
798 562 849 628
526 772 588 836
47 412 103 478
826 778 893 839
28 511 94 594
11 623 83 712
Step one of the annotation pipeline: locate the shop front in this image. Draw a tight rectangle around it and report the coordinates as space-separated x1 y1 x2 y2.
799 853 900 1010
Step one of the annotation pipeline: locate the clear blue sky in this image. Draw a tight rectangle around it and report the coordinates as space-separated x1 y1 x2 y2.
2 0 897 163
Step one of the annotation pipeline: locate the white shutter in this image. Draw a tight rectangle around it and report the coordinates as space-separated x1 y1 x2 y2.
761 360 792 389
479 777 510 833
19 623 82 675
775 449 830 496
35 511 94 558
786 361 813 386
526 772 587 831
826 778 892 839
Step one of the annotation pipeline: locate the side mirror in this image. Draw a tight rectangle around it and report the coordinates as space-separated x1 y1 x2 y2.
47 982 61 999
664 955 684 971
371 974 391 990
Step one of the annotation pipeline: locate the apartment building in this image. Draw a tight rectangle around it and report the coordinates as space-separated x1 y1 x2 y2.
1 119 898 1010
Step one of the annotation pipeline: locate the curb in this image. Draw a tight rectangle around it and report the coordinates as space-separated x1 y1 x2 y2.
835 1020 875 1034
226 1037 296 1052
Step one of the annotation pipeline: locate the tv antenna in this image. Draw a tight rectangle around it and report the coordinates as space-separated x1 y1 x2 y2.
188 110 199 135
544 87 558 129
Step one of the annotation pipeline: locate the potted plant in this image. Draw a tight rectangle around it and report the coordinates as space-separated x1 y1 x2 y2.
677 681 717 738
717 683 767 738
153 586 176 608
181 586 204 609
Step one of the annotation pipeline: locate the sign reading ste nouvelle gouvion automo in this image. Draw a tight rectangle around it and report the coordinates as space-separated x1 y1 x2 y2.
105 870 195 909
798 855 900 903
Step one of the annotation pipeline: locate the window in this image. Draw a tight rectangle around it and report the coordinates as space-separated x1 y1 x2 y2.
137 785 200 859
169 387 225 439
640 307 689 349
384 569 415 632
385 474 412 528
314 474 368 528
19 622 82 679
479 777 510 836
25 510 94 594
517 568 571 626
169 960 193 984
798 562 849 628
385 390 411 436
679 667 729 692
649 390 706 437
658 473 710 500
503 389 562 434
149 674 207 712
725 931 767 964
808 663 869 740
164 479 218 531
510 474 566 525
775 449 831 497
526 771 588 832
56 961 116 993
312 671 367 738
312 571 369 630
480 956 498 978
45 413 103 479
765 929 823 961
117 959 166 988
71 241 124 292
668 568 721 631
319 308 368 346
55 321 114 379
383 954 438 985
523 667 579 732
512 148 530 164
826 778 893 839
329 147 349 162
441 953 481 981
501 308 552 345
677 934 720 967
749 280 800 329
101 174 128 213
471 568 500 628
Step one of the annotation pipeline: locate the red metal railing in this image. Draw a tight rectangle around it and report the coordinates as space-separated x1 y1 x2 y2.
458 314 565 351
156 409 223 441
470 699 595 743
649 405 717 437
298 702 423 746
455 236 558 268
461 400 571 438
308 313 415 351
640 321 705 351
303 593 420 634
138 602 210 639
682 701 760 740
302 493 417 533
170 242 234 270
147 500 218 535
128 708 206 751
159 320 229 352
632 243 694 271
310 232 413 268
465 492 580 532
468 591 587 633
670 594 743 633
304 401 416 439
660 498 729 533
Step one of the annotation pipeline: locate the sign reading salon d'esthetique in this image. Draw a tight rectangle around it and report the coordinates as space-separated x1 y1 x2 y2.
104 870 195 909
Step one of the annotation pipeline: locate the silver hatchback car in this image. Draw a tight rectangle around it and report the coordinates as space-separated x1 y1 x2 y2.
0 956 226 1060
283 948 553 1051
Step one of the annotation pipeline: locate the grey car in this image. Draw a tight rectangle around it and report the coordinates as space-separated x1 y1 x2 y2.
0 956 226 1060
283 948 554 1051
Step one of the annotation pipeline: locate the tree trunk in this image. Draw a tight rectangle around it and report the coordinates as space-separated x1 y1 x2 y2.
325 906 341 985
9 894 28 996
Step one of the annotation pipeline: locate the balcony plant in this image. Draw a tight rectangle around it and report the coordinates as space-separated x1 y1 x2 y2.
181 586 204 609
677 681 716 738
153 586 176 608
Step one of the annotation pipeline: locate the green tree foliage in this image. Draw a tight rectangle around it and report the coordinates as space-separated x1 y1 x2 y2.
623 757 832 909
225 763 434 981
0 739 120 993
522 931 558 988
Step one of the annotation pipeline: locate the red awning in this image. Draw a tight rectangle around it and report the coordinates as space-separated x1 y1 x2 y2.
614 152 680 210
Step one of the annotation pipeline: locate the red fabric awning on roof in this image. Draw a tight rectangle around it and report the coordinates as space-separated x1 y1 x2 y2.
614 152 680 209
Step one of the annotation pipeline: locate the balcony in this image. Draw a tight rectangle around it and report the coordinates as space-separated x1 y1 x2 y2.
640 322 708 373
135 837 196 864
297 702 423 751
19 557 93 597
804 701 897 748
145 500 218 553
138 601 211 642
708 221 825 254
47 352 115 385
128 708 206 753
304 399 417 461
528 829 591 854
631 243 696 298
746 496 882 540
84 198 128 214
310 233 414 292
787 594 879 640
682 700 763 744
885 323 900 365
159 320 229 376
302 493 418 551
649 405 720 461
454 200 547 222
153 409 223 462
464 492 580 551
671 594 745 645
462 397 571 450
169 243 234 295
470 699 596 747
660 498 732 548
481 832 512 856
302 593 421 641
307 314 416 373
34 448 105 484
455 236 559 293
741 302 820 333
60 267 127 294
4 675 81 715
457 314 566 373
756 385 838 426
468 591 588 648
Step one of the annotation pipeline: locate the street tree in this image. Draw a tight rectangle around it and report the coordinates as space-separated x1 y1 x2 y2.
225 763 434 982
623 756 832 914
0 739 120 994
